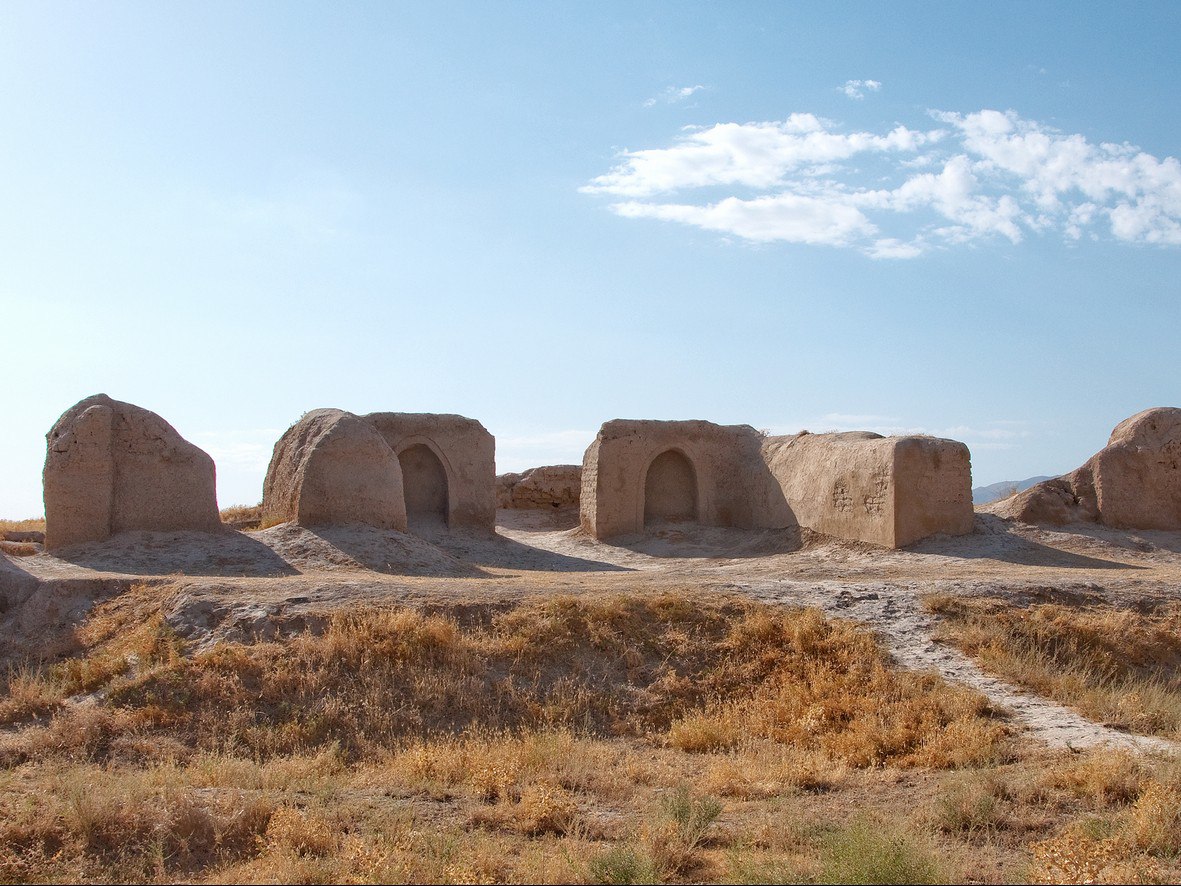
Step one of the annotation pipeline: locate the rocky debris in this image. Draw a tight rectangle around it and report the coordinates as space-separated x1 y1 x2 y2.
988 407 1181 529
497 465 581 509
43 394 221 550
164 592 330 650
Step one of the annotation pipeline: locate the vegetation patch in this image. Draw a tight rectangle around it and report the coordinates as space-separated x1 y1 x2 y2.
4 588 1180 883
926 595 1181 739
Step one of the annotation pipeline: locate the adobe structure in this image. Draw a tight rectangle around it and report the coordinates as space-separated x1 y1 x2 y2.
497 465 582 509
261 409 407 531
580 419 973 548
262 410 495 532
43 394 221 550
987 407 1181 530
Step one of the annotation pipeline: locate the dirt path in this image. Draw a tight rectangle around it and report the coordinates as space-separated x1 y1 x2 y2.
735 578 1177 753
494 512 1181 753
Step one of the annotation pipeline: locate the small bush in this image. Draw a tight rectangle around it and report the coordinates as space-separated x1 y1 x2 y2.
818 818 948 885
933 771 1006 834
587 844 660 885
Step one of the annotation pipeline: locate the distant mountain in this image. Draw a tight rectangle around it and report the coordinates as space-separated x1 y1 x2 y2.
972 476 1055 506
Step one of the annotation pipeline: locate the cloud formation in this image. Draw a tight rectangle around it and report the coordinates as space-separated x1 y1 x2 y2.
643 84 705 108
841 79 882 100
583 108 1181 257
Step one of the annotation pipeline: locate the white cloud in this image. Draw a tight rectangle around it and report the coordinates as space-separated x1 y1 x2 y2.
841 79 882 100
583 107 1181 256
643 84 705 108
583 116 942 198
613 193 876 246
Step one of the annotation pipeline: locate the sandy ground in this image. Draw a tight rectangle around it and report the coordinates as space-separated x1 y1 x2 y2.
4 507 1181 753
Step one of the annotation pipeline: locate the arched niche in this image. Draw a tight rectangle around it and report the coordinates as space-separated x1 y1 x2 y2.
643 449 698 526
399 443 449 527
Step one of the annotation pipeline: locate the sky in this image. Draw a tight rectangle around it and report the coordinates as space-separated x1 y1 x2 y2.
2 1 1179 516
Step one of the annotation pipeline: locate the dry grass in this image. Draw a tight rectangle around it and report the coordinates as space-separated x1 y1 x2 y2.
926 595 1181 739
0 517 45 534
4 587 1181 883
218 504 262 527
0 591 1010 769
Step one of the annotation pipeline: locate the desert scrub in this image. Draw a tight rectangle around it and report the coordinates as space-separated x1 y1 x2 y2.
926 595 1181 739
817 816 950 885
7 591 1010 767
0 517 45 534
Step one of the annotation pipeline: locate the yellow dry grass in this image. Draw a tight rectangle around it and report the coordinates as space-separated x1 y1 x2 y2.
0 517 45 534
3 587 1180 883
218 504 262 526
1 590 1010 770
927 595 1181 739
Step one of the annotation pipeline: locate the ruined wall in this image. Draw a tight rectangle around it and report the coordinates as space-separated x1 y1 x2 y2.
579 420 767 539
364 413 496 531
580 419 972 547
498 465 582 509
262 409 406 531
759 432 973 547
44 394 221 549
990 407 1181 530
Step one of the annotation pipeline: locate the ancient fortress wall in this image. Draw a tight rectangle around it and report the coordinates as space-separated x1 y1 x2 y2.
43 394 221 549
988 407 1181 530
579 420 769 539
261 410 495 533
262 409 407 531
497 465 582 509
40 396 984 550
364 413 496 531
760 432 973 548
581 420 973 548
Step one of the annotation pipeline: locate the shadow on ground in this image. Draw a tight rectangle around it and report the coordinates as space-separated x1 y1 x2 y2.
41 529 301 577
911 515 1147 570
416 514 634 573
610 523 805 560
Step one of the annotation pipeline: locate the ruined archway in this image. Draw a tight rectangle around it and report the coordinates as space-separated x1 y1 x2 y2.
399 443 449 527
643 449 697 526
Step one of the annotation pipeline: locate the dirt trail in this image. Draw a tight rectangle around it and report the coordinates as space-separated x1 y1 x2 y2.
494 511 1181 753
739 579 1176 753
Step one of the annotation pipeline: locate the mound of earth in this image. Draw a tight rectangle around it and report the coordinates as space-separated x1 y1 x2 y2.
986 407 1181 529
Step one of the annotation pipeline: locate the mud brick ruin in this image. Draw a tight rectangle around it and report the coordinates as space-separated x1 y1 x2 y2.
39 394 1181 554
497 465 582 509
987 407 1181 529
262 409 496 533
579 420 974 547
42 394 221 549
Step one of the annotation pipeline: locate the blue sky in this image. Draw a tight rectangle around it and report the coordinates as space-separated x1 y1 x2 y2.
2 1 1179 516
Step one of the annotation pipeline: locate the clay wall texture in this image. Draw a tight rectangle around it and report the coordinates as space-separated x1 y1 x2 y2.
497 465 582 509
989 407 1181 530
760 432 973 547
262 410 495 533
262 409 407 531
581 419 973 548
43 394 221 549
579 420 768 539
364 413 496 531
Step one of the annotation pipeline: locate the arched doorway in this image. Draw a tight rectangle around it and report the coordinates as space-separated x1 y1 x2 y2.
643 449 697 526
399 444 449 528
